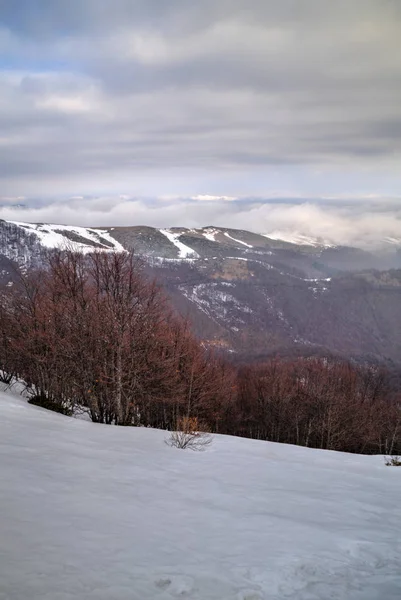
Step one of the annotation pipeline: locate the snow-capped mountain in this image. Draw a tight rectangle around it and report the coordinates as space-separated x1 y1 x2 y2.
1 219 401 366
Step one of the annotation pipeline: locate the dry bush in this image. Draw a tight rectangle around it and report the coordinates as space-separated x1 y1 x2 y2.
385 455 401 466
166 416 212 451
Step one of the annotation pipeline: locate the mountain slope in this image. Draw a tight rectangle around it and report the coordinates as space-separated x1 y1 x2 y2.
1 389 400 600
1 219 401 365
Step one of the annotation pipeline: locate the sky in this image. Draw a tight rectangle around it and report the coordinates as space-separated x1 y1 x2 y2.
1 0 401 244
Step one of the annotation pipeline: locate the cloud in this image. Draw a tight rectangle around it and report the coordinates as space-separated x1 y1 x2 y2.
190 195 237 201
1 195 400 249
0 0 400 199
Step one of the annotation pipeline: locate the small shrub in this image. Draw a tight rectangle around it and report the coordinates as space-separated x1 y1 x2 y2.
385 455 401 466
166 416 212 451
28 394 73 417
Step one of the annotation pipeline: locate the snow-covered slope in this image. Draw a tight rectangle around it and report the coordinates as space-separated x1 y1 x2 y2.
0 389 400 600
159 229 199 258
8 221 125 253
263 231 335 248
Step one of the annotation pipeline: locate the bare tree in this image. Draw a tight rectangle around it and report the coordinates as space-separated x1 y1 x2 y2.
1 250 400 457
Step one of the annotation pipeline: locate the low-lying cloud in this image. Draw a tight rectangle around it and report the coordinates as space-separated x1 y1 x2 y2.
1 195 400 249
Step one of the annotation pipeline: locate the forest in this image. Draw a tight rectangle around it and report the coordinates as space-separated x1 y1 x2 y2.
0 250 399 456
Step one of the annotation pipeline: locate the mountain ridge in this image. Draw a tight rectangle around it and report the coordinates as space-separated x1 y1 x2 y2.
1 219 401 367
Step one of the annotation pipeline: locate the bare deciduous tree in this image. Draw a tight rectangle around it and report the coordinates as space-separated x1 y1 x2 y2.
0 250 400 456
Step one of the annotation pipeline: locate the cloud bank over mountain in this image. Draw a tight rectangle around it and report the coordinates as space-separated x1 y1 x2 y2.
1 195 400 248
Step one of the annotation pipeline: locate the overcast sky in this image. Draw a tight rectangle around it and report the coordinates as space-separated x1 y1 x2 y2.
1 0 401 243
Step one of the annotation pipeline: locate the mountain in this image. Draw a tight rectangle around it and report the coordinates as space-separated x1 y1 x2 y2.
1 219 401 366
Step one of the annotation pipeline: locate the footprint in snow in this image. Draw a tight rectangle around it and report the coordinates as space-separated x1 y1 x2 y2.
154 575 194 596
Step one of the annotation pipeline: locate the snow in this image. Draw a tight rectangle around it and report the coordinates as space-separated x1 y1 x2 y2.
7 221 125 253
200 229 254 248
148 257 197 266
203 228 220 242
179 283 252 322
224 232 253 248
309 285 329 295
305 277 332 282
0 389 400 600
263 231 335 248
159 229 199 258
383 237 401 246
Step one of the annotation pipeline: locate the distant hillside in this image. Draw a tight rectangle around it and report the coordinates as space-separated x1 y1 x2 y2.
1 219 401 366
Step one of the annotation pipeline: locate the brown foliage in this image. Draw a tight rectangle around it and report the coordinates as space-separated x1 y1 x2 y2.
0 250 231 429
0 250 399 455
233 358 401 455
166 416 213 450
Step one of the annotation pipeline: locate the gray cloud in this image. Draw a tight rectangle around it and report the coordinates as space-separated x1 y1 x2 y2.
0 0 401 203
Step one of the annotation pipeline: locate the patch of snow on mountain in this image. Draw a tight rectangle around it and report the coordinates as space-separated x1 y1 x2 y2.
179 282 252 322
7 221 125 253
264 231 335 248
224 232 253 248
305 277 332 282
309 285 329 296
93 229 125 252
202 228 220 242
148 256 197 267
159 229 199 258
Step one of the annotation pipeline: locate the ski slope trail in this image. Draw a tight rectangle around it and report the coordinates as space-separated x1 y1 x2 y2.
0 389 400 599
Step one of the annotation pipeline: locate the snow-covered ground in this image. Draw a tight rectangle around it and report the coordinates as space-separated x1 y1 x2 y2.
0 389 400 600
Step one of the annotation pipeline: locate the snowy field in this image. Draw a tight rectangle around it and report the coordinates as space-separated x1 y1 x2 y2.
0 389 400 600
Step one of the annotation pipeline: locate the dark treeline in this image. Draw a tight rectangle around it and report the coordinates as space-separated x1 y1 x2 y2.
0 250 400 455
